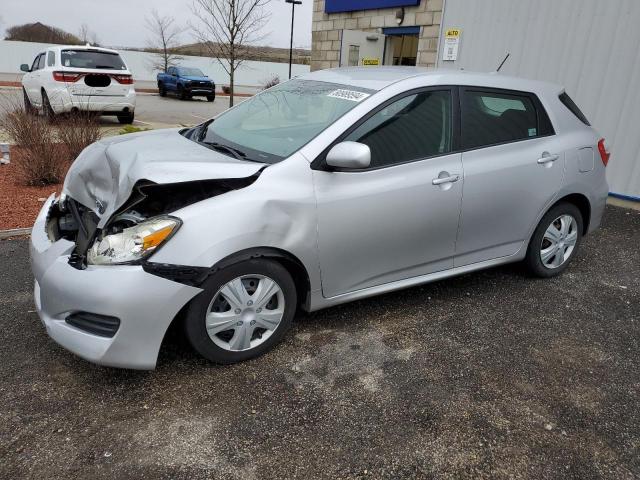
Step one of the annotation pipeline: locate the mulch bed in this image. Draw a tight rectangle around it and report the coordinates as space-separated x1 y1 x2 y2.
0 160 63 230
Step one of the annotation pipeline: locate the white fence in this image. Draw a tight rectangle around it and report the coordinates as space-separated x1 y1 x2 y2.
0 40 310 94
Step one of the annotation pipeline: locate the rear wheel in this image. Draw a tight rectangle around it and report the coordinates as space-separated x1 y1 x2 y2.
117 112 135 124
41 90 55 119
525 202 583 277
184 259 296 364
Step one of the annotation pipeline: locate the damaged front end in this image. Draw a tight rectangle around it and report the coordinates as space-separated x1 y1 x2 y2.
46 174 263 269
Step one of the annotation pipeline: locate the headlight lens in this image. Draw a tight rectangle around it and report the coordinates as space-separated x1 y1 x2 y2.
87 216 181 265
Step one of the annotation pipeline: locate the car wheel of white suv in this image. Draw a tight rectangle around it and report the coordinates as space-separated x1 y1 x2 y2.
41 90 55 119
184 259 297 364
525 202 583 277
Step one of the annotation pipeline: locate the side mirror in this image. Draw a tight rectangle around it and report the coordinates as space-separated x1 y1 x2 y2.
20 64 30 72
326 141 371 170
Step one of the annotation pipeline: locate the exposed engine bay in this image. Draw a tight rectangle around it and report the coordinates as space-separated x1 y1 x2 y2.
46 174 263 269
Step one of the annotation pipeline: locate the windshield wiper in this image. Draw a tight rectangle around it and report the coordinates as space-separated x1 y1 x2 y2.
203 142 246 160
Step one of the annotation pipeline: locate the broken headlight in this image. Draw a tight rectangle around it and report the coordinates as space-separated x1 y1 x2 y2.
87 216 181 265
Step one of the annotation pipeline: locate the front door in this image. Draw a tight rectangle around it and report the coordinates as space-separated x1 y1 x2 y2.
313 88 463 298
455 87 565 266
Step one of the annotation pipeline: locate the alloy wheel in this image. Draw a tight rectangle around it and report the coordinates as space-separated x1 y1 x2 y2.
540 214 578 269
205 275 285 352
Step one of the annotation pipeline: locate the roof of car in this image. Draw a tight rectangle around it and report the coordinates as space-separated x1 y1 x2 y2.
47 44 120 55
299 67 563 95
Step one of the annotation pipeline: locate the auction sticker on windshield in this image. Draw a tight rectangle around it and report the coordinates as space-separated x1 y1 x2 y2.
327 89 371 102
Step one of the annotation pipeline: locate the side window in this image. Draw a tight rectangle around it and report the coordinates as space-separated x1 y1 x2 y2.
47 51 56 67
462 89 545 149
344 90 452 168
37 54 45 70
31 54 41 71
167 67 175 75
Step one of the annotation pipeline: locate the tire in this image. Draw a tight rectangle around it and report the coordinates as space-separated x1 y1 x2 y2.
158 83 166 97
184 259 297 364
23 88 36 115
525 202 583 278
178 86 189 100
41 90 55 119
207 94 215 102
117 112 135 124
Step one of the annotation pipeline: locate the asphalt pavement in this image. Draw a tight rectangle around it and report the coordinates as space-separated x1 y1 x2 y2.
0 205 639 479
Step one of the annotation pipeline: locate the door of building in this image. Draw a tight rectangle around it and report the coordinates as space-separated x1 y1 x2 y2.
339 30 386 67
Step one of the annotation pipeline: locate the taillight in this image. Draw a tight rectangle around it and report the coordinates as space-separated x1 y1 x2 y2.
111 74 133 85
52 71 83 82
597 138 610 166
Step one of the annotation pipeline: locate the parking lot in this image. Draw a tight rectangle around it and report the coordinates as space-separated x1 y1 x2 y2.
0 87 232 129
1 205 638 479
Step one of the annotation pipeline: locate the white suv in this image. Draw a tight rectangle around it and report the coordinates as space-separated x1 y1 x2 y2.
20 45 136 124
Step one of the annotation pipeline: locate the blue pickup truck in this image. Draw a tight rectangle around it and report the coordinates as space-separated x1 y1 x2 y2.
157 66 216 102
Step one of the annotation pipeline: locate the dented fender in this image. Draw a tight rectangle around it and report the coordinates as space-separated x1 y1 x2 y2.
149 153 322 296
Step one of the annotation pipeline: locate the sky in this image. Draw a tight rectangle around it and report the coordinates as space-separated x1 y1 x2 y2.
0 0 313 50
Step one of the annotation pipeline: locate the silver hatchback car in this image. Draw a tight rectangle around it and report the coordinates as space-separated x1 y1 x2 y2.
31 68 609 369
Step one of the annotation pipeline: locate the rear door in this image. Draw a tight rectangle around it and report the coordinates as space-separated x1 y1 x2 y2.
455 87 564 266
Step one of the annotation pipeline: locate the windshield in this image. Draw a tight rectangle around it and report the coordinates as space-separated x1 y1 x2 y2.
61 50 126 70
199 79 374 163
179 68 205 76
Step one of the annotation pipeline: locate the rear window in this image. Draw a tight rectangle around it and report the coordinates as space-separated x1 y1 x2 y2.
559 92 590 126
61 49 126 70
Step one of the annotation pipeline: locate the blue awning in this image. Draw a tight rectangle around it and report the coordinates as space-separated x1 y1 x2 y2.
325 0 421 14
382 26 421 36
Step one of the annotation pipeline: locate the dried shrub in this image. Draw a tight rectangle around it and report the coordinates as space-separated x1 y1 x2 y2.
55 111 102 160
0 110 64 186
222 85 231 94
261 75 280 90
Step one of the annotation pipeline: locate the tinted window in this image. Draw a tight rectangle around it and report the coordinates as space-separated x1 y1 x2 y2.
344 90 452 168
47 51 55 67
462 90 541 149
37 54 45 70
559 92 590 126
61 49 126 70
167 67 175 75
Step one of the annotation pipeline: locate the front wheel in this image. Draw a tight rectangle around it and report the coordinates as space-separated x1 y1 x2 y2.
23 88 36 115
525 202 583 278
184 259 296 364
206 94 215 102
41 90 55 119
178 86 189 100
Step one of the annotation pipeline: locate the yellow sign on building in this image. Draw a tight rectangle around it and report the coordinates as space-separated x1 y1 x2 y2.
362 58 380 66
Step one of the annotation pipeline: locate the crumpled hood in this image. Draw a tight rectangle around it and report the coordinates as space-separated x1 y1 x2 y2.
63 128 264 227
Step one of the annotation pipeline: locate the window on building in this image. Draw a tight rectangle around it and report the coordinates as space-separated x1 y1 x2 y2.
461 90 541 149
344 90 452 168
348 45 359 67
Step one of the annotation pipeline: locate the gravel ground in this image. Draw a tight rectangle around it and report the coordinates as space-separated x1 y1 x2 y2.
0 206 638 479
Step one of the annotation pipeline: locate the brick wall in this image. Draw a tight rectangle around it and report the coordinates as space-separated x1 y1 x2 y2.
311 0 443 71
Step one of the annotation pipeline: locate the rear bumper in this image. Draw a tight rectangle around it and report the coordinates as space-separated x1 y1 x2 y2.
48 86 136 114
30 196 201 369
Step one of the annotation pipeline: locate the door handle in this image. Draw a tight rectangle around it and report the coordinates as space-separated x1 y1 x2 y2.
432 174 460 185
537 153 559 164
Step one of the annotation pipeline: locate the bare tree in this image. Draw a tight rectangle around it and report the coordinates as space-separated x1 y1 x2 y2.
78 23 100 46
190 0 271 107
145 10 184 74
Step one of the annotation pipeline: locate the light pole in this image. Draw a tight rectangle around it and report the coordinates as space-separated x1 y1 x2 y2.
286 0 302 79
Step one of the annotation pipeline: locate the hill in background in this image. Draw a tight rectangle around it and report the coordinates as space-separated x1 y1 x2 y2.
4 22 311 65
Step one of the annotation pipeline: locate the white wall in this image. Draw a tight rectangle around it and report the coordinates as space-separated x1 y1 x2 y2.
0 40 310 94
438 0 640 199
